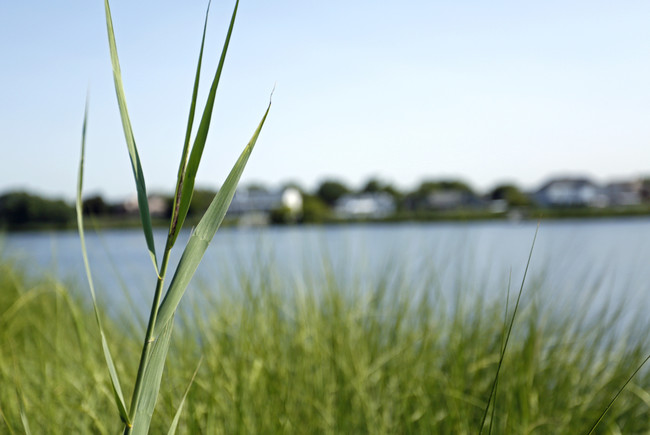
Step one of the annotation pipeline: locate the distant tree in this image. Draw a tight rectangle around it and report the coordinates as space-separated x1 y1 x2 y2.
413 180 473 197
361 178 404 209
489 184 532 207
83 195 109 216
246 183 268 193
0 191 74 227
188 188 217 216
269 206 294 225
300 194 330 223
361 179 383 194
316 180 350 206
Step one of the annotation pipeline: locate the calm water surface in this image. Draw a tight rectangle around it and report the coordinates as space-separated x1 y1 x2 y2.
3 219 650 322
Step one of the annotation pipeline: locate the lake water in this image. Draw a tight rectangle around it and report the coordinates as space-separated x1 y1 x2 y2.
3 219 650 324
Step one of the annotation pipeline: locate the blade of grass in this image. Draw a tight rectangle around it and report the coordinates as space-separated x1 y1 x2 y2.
167 357 203 435
127 316 175 435
488 270 512 435
168 0 213 248
104 0 158 275
479 223 539 434
155 100 271 337
17 389 30 435
585 351 650 435
77 99 131 427
169 0 240 247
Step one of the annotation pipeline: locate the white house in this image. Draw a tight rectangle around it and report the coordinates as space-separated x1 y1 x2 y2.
334 193 396 218
227 187 303 217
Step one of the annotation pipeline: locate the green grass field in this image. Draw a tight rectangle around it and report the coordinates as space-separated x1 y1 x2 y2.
1 256 649 434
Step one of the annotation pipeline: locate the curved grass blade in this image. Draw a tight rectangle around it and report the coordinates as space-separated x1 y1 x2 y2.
479 223 539 434
127 317 175 435
155 101 270 337
169 0 240 247
168 0 213 248
585 352 650 435
77 100 131 427
104 0 158 274
167 357 203 435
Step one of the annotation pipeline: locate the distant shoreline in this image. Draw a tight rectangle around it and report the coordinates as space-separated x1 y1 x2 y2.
4 206 650 232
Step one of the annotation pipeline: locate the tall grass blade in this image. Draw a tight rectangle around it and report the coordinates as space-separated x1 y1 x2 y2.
104 0 158 274
167 357 203 435
154 101 271 337
170 0 240 246
168 1 212 247
128 317 175 435
479 224 539 434
17 388 31 435
76 100 131 427
488 270 512 435
585 352 650 435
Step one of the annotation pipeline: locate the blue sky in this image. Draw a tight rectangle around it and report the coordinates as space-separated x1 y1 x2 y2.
1 1 649 200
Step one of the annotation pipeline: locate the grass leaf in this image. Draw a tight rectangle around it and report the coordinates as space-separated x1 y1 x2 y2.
479 223 538 434
76 98 131 427
168 1 212 247
167 357 203 435
155 101 270 337
585 352 650 435
170 0 240 246
129 317 175 435
16 387 31 435
104 0 158 275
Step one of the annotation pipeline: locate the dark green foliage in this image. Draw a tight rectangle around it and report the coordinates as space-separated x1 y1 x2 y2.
83 195 110 216
362 178 403 205
316 179 350 206
413 179 475 196
188 188 218 217
0 191 74 228
300 194 330 223
490 184 533 207
269 206 294 225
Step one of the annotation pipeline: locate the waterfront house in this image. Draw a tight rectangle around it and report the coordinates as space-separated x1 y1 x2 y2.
334 193 396 218
227 187 303 222
534 177 607 207
604 180 642 206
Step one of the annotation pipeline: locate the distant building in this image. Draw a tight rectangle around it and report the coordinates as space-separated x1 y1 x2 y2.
122 194 169 217
334 193 396 218
604 180 642 206
534 177 607 207
227 187 303 221
425 190 478 210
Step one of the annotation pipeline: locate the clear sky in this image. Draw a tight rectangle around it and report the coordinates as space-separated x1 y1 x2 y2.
1 1 649 200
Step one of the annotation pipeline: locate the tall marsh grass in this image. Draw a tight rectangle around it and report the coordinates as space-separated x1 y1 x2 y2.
1 256 649 433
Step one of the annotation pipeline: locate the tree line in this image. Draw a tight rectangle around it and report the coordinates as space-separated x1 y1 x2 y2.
0 179 532 229
6 176 650 229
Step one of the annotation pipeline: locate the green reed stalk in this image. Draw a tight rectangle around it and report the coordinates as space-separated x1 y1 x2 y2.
77 1 270 433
